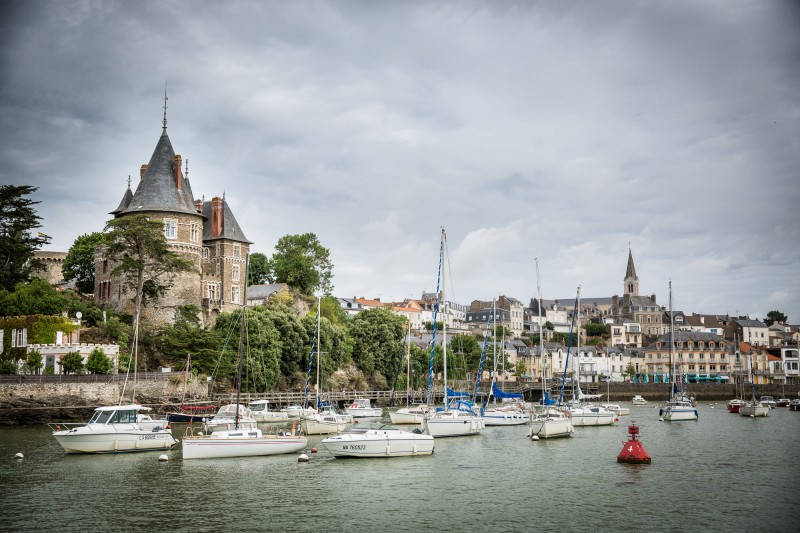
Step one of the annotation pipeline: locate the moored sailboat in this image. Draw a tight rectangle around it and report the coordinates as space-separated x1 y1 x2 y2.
659 282 699 422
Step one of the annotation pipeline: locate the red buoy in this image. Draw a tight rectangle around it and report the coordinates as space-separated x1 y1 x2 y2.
311 447 318 453
617 422 651 464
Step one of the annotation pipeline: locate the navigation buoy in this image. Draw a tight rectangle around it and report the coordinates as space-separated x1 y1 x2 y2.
298 453 309 463
531 434 540 441
15 452 24 459
158 454 169 462
311 447 318 453
617 422 651 464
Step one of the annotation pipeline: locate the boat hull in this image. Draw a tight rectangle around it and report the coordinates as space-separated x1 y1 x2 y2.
529 417 573 439
570 406 616 427
52 427 178 454
303 416 348 435
344 408 383 418
422 413 482 437
166 412 211 424
321 429 434 458
389 409 425 425
659 405 699 421
739 403 770 417
482 410 530 426
182 433 307 460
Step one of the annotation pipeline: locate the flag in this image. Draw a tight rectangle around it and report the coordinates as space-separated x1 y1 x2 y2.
37 232 52 240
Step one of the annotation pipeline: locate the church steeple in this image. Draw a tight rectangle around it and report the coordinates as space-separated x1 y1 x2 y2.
624 247 639 297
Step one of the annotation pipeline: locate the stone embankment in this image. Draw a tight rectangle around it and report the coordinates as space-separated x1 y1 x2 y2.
0 373 208 426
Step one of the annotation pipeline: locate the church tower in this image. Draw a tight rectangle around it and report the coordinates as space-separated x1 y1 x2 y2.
624 247 639 297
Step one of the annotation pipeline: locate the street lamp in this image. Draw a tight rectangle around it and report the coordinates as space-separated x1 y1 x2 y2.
75 312 82 344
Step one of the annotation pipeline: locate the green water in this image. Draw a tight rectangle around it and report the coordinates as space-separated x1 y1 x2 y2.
1 403 797 532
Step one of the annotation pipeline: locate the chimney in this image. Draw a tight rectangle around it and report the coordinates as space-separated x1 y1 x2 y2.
700 316 705 324
140 164 148 178
173 155 183 191
651 293 656 304
211 196 223 237
194 199 203 213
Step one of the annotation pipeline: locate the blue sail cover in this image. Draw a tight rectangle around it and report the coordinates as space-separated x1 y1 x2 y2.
446 387 471 399
492 382 523 400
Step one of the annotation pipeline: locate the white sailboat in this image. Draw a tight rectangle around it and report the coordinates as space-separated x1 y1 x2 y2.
422 229 482 437
659 281 699 422
182 256 308 459
740 340 770 417
483 300 529 426
304 297 352 435
390 325 428 424
321 427 434 458
530 271 574 440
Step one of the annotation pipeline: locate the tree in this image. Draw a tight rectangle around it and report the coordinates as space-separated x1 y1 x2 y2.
271 233 334 295
104 214 195 371
0 277 67 316
247 252 273 286
0 185 50 291
25 349 43 375
86 347 113 374
544 321 554 331
624 362 636 381
61 351 84 374
764 310 788 327
63 232 107 294
584 323 608 337
348 307 406 385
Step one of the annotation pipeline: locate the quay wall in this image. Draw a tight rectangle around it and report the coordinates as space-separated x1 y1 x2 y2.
0 375 208 426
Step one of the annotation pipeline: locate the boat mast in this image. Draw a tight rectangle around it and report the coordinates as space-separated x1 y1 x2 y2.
316 296 321 410
492 299 497 405
573 286 581 403
442 229 448 409
535 259 545 401
668 281 674 400
235 254 249 430
406 323 411 408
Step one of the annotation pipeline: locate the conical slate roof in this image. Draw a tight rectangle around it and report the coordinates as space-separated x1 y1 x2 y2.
110 185 134 215
625 249 638 280
202 197 252 244
117 131 199 216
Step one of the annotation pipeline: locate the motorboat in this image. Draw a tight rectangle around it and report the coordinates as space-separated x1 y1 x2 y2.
631 395 648 405
775 398 791 408
482 403 530 426
303 406 351 435
248 400 289 422
345 398 383 418
659 398 699 421
727 398 745 413
389 404 428 425
281 403 316 419
739 400 770 417
204 404 258 432
758 396 776 408
789 399 800 411
599 403 630 416
49 404 178 454
182 426 307 460
529 406 574 439
569 404 616 426
320 428 434 458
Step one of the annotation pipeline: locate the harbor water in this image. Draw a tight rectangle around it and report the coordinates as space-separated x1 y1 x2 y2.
1 402 797 532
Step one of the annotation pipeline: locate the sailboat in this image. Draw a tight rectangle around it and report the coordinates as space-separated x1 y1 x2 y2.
422 229 483 437
529 262 573 439
658 281 699 422
739 341 770 417
182 256 308 459
390 325 429 424
303 297 351 435
566 287 615 427
482 300 529 426
728 338 746 413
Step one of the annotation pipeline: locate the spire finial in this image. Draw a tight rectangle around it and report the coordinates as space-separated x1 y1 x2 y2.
185 158 189 180
223 190 226 200
162 82 168 132
127 175 131 189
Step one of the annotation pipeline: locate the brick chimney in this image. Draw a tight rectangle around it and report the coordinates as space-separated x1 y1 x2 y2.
173 155 183 191
211 196 223 237
140 164 148 178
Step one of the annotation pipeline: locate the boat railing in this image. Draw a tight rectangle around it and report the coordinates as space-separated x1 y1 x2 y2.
47 422 84 432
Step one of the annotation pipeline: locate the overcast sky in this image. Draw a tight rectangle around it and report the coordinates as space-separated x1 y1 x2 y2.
2 1 798 322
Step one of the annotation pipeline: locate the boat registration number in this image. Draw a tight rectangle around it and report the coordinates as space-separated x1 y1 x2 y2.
138 434 165 440
342 444 366 450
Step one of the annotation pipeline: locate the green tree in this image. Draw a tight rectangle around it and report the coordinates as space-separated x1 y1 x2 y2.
0 360 16 374
104 214 195 372
514 359 526 379
764 310 788 327
584 323 608 337
0 185 50 291
154 305 222 376
544 321 554 331
63 232 107 294
271 233 334 296
248 252 273 286
25 349 43 375
0 277 66 316
625 362 636 381
86 347 113 374
320 294 348 326
61 351 84 374
349 307 406 385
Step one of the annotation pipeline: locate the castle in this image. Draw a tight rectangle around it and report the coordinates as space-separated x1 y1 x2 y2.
93 110 251 326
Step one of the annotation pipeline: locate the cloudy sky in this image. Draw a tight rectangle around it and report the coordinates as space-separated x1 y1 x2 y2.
2 0 798 322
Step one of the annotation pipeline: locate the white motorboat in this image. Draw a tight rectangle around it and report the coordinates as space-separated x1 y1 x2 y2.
758 396 776 409
631 395 648 405
599 403 630 416
303 406 351 435
321 428 434 458
204 404 258 431
281 403 316 419
248 400 289 422
49 404 178 454
739 400 770 417
389 404 428 425
422 407 483 437
659 399 699 421
345 398 383 418
529 406 574 439
482 404 530 426
569 404 617 426
183 426 307 460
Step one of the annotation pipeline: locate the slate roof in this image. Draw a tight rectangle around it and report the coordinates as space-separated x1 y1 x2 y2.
625 249 637 279
110 185 134 215
201 196 251 243
246 283 289 300
117 131 199 216
655 331 722 343
736 319 766 328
